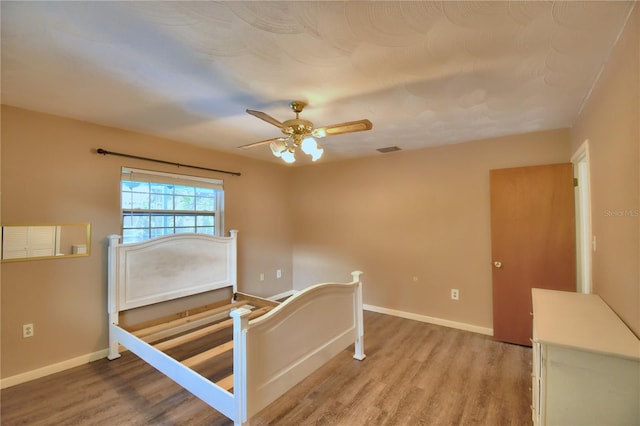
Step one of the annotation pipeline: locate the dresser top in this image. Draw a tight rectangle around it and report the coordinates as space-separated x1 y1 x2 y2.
532 288 640 360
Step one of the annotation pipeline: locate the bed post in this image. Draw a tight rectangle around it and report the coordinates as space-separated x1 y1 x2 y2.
107 234 121 360
351 271 366 361
229 229 238 295
230 306 251 425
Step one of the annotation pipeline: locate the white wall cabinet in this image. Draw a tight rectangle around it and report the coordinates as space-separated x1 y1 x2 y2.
531 289 640 425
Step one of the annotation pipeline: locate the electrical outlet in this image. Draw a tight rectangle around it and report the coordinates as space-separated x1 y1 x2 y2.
259 273 264 282
451 289 459 301
276 269 282 279
23 323 34 338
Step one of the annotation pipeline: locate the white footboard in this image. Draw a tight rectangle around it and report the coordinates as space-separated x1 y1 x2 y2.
238 271 365 419
108 229 364 426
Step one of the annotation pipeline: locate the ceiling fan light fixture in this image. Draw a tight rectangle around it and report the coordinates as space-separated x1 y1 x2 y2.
270 139 287 157
281 150 296 164
311 128 326 138
311 147 324 162
300 136 316 154
241 100 372 164
301 136 324 161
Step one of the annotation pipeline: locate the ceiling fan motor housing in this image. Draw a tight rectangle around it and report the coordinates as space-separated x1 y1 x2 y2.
281 119 314 139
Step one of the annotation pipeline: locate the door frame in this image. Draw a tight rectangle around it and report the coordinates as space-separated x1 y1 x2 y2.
571 139 593 294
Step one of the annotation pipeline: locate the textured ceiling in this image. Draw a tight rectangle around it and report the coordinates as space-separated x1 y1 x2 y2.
1 1 635 165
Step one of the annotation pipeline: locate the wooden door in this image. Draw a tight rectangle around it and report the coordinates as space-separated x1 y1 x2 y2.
490 163 576 346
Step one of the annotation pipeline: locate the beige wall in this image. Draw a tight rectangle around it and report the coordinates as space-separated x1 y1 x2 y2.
290 129 572 329
2 7 636 379
571 6 639 335
1 106 293 378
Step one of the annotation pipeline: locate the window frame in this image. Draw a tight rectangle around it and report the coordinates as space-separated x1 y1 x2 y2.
120 167 224 244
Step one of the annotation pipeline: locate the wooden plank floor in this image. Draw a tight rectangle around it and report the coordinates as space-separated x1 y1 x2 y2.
1 311 532 425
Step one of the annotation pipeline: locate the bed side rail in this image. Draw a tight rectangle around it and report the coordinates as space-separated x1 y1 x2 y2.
111 324 237 421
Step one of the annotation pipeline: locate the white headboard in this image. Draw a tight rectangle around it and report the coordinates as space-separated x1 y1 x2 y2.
108 231 237 312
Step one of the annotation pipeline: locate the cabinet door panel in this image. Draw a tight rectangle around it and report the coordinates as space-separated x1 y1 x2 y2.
545 346 640 425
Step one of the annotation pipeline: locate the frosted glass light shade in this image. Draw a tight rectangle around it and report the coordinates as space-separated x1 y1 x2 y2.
301 137 323 161
281 150 296 163
301 137 317 154
311 147 324 162
270 139 287 157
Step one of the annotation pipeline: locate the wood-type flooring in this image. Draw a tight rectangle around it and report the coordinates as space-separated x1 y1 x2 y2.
1 311 532 425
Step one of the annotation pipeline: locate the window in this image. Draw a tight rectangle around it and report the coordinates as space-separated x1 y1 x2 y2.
121 168 224 244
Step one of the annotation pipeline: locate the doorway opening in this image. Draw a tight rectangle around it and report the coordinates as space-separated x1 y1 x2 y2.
571 140 593 294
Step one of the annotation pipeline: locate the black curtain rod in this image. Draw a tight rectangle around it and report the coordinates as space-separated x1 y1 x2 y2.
96 148 241 177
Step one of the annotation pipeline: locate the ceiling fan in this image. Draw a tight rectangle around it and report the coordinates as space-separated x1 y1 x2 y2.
238 101 372 163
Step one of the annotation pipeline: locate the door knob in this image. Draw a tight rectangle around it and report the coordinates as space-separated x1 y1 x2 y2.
493 261 502 268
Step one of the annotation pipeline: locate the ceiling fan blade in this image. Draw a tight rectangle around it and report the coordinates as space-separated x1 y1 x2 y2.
314 119 373 138
246 109 284 129
237 137 284 150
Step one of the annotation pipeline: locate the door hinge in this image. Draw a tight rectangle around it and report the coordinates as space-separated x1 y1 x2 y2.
573 177 579 187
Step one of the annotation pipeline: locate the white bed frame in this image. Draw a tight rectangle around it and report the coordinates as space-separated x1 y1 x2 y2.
107 231 365 425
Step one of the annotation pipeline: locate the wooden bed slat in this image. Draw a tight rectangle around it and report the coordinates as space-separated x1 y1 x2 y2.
154 319 233 352
132 301 249 339
126 299 234 333
235 292 280 308
154 306 273 352
245 306 273 321
216 374 234 391
182 340 234 369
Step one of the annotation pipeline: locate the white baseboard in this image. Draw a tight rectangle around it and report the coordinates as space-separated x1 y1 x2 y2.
268 289 297 301
0 348 109 389
1 302 491 389
364 304 493 336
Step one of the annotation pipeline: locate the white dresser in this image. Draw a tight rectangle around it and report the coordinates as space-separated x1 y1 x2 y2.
531 288 640 426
